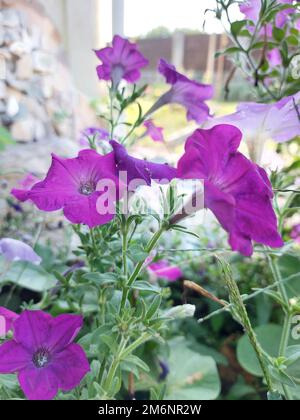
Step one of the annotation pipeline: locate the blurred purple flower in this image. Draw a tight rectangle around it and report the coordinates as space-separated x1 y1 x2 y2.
275 0 295 28
240 0 294 25
291 224 300 244
148 260 183 282
177 125 284 257
12 174 40 202
0 307 18 334
204 94 300 163
11 149 119 229
0 310 90 400
159 360 170 381
79 127 110 147
95 35 148 85
267 48 282 67
240 0 295 35
239 0 261 22
110 140 177 191
143 120 164 142
153 59 213 124
0 238 41 265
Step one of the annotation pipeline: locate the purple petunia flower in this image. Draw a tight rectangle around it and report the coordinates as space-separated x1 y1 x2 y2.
153 59 213 124
177 125 284 257
110 140 177 191
0 310 90 400
79 127 110 147
239 0 261 23
143 120 164 142
204 94 300 163
11 174 40 202
291 224 300 244
240 0 295 35
0 307 18 334
11 149 120 229
94 35 149 86
0 238 41 265
148 260 183 282
267 48 282 67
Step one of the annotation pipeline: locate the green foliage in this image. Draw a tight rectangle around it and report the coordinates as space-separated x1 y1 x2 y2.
164 338 221 400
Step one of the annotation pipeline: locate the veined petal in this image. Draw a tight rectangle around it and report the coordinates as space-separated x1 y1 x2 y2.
0 340 31 373
18 366 58 400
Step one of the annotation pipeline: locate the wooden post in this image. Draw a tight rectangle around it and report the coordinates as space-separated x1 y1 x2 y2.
172 31 185 71
112 0 125 36
215 33 228 98
204 33 217 85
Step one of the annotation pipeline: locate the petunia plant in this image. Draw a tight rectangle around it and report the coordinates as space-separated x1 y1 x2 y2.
0 31 298 401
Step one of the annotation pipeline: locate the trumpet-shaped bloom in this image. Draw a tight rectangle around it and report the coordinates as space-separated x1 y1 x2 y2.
110 140 177 190
240 0 294 27
0 238 41 265
0 310 89 400
0 307 18 334
204 94 300 163
11 149 119 229
79 127 110 147
291 224 300 244
157 59 213 124
95 35 148 85
239 0 261 22
267 48 282 67
177 125 284 256
148 260 183 281
143 120 164 142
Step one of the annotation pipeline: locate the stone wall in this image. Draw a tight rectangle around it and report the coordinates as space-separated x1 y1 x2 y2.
0 0 102 229
0 0 98 177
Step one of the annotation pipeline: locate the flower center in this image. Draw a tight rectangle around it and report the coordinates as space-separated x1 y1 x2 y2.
79 181 96 196
33 348 50 368
111 64 124 86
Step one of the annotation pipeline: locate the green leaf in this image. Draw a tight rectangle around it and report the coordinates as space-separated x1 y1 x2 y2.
0 374 18 390
0 260 56 292
123 354 150 372
269 366 296 387
165 337 220 400
146 295 162 320
128 246 148 263
132 281 161 294
286 35 298 46
237 324 282 377
82 272 118 285
278 255 300 298
272 27 285 42
285 345 300 367
231 20 247 38
215 47 241 58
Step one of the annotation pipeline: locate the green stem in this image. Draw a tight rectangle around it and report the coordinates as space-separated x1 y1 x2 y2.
103 337 127 397
119 226 165 315
127 226 165 287
267 254 293 400
220 259 274 393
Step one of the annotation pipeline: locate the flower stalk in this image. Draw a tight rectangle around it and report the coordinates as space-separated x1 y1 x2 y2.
219 258 274 394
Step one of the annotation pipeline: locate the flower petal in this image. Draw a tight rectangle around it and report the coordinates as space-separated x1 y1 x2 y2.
111 140 177 190
0 238 41 265
0 306 19 333
0 340 31 373
13 310 52 351
48 314 83 353
18 366 58 400
51 344 90 391
63 192 115 228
